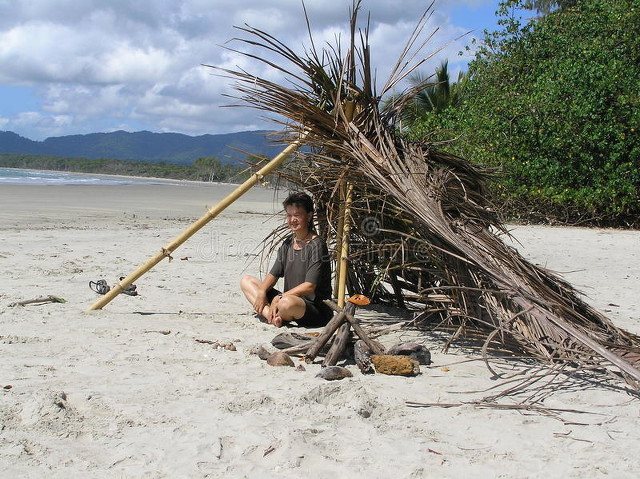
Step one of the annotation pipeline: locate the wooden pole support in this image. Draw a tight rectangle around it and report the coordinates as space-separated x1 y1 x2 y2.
332 182 347 300
333 99 356 307
324 299 384 355
86 134 307 311
304 310 348 363
336 181 353 308
322 302 356 366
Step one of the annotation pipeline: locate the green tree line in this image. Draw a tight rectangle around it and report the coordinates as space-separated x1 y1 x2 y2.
401 0 639 227
0 154 251 184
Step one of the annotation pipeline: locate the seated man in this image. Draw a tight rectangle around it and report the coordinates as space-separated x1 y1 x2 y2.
240 191 333 327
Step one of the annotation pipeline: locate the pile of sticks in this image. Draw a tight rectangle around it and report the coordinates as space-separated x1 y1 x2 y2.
277 297 383 366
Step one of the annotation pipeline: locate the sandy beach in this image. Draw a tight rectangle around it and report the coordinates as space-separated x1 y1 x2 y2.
1 182 639 478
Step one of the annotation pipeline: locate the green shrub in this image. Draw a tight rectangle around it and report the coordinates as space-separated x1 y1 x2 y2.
408 0 639 226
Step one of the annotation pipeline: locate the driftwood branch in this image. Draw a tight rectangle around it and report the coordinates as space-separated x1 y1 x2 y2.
275 332 331 356
364 321 409 338
322 302 357 366
405 401 608 425
324 300 385 354
322 322 352 366
304 308 349 362
9 296 67 307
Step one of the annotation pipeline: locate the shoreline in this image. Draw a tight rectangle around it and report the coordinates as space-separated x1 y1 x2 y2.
0 165 237 187
4 166 638 231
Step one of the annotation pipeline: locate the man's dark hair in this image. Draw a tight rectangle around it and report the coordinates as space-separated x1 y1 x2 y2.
283 191 314 213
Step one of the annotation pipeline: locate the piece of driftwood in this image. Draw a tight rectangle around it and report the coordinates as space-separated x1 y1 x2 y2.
322 303 357 366
323 299 384 355
271 331 316 350
354 339 387 374
304 308 350 362
279 336 335 356
305 295 386 364
9 296 67 307
364 322 409 339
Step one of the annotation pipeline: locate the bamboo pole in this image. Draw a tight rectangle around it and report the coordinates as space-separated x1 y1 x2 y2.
335 182 353 308
86 135 306 311
334 100 356 308
332 181 347 300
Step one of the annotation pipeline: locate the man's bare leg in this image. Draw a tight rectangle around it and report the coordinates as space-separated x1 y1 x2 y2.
239 275 273 321
240 275 308 327
271 295 306 327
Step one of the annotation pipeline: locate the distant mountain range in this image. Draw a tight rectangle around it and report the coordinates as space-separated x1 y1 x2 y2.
0 130 282 165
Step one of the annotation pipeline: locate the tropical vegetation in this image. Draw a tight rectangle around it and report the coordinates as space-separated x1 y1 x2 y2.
403 0 639 227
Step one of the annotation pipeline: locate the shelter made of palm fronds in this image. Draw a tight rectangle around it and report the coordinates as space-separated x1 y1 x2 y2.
209 1 640 390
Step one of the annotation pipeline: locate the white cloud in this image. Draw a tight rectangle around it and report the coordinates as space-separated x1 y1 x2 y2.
9 111 73 138
0 0 497 139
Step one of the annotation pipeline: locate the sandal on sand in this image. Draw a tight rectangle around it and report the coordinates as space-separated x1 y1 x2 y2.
90 278 138 296
120 277 138 296
89 279 110 295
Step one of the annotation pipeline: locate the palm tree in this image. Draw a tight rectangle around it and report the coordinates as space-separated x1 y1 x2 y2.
385 60 469 127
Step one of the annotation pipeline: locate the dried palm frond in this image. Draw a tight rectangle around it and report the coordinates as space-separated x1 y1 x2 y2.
206 1 640 390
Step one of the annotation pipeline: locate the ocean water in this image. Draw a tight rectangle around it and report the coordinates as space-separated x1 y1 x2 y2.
0 168 182 186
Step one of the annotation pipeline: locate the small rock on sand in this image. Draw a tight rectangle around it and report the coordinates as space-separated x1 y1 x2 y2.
387 342 431 365
316 366 353 381
266 351 295 367
248 345 273 360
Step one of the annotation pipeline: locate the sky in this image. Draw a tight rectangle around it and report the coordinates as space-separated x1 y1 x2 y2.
0 0 502 141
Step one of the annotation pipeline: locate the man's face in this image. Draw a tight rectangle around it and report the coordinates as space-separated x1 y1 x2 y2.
285 204 312 234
